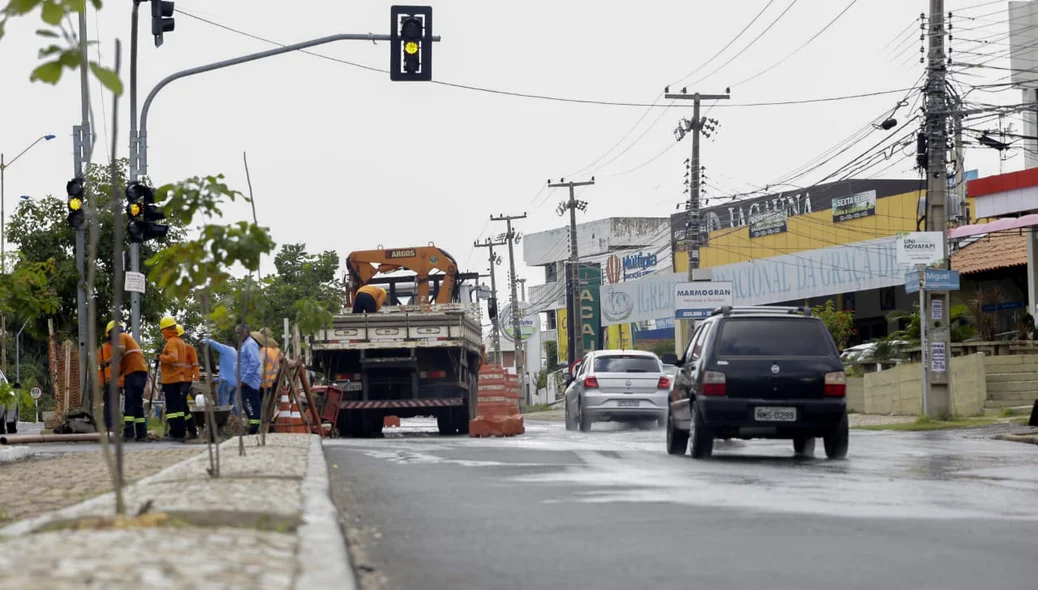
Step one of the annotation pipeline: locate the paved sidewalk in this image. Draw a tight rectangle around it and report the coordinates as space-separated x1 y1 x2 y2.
0 434 354 589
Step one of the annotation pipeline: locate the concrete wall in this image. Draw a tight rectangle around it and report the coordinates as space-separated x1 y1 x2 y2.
983 354 1038 409
846 377 865 413
863 353 988 416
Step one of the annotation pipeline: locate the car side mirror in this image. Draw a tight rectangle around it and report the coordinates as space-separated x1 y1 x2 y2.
563 374 574 386
661 353 678 366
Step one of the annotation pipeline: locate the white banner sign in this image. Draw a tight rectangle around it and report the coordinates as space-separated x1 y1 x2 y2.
675 282 734 320
709 236 915 307
599 273 689 327
896 232 945 265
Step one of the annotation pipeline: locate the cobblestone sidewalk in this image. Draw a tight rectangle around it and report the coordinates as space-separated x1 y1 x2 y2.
0 448 201 525
0 434 354 589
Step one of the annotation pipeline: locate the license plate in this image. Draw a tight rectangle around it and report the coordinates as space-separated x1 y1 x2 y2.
754 406 796 422
618 400 640 408
345 382 362 392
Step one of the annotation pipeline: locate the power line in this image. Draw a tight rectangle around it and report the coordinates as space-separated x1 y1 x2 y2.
670 0 780 88
175 9 915 110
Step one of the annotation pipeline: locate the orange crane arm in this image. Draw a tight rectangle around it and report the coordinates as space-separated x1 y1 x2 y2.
346 246 459 305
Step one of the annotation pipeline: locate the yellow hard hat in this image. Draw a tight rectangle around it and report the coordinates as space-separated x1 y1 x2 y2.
176 324 185 336
105 320 117 335
159 316 177 330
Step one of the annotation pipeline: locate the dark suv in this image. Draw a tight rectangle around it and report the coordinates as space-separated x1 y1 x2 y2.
666 306 849 460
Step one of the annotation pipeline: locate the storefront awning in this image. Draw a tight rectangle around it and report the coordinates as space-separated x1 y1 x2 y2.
948 214 1038 240
951 233 1030 275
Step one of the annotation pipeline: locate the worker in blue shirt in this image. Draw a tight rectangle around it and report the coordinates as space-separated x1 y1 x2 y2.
235 323 263 434
198 337 239 413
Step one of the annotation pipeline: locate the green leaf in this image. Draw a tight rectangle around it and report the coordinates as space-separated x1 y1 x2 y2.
65 0 88 12
40 0 63 25
35 28 58 37
89 61 123 95
5 0 44 16
29 59 63 84
37 44 61 57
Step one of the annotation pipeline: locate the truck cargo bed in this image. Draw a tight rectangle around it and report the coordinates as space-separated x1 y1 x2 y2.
312 304 482 352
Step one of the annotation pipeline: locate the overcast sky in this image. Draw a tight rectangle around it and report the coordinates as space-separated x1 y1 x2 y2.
0 0 1022 304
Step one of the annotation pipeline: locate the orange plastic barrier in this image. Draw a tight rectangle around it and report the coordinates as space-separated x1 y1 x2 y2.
384 415 401 428
470 364 525 437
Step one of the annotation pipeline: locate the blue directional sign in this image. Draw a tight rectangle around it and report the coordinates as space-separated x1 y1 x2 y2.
904 269 960 292
924 269 960 291
905 270 920 294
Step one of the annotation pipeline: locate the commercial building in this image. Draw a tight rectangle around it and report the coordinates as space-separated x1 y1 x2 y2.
524 216 672 365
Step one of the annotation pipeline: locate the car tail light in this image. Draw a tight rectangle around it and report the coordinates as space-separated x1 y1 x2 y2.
701 371 726 396
658 376 671 389
824 371 846 397
584 376 599 389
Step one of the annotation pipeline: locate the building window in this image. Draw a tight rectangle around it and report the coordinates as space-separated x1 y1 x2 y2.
880 287 896 311
546 310 557 330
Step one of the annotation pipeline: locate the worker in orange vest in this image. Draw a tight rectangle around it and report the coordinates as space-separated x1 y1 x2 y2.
158 316 189 441
97 321 150 440
352 285 387 313
177 324 201 440
257 328 284 402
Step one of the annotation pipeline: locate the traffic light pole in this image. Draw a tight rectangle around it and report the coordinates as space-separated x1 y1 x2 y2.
128 0 142 339
127 29 441 335
73 8 92 407
132 32 440 179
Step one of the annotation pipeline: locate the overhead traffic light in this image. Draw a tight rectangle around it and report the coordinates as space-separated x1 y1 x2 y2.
152 1 175 47
390 6 432 81
125 182 168 243
66 177 85 229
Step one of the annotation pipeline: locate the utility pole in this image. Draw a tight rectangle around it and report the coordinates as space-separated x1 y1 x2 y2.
664 88 730 347
491 212 528 408
73 7 92 407
923 0 953 419
548 177 594 365
473 236 507 365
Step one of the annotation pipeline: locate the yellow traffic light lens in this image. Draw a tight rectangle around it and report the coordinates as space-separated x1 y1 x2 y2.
130 203 141 216
69 198 82 211
404 41 419 55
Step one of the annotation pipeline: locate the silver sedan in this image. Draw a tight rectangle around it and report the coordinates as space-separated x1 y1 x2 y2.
564 350 670 432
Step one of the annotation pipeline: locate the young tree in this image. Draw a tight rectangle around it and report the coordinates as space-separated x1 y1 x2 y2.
812 300 856 350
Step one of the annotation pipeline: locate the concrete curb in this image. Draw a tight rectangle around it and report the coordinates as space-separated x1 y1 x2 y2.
295 435 357 590
995 433 1038 445
0 446 30 463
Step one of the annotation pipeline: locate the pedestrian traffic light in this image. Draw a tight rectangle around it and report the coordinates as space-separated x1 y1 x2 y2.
488 297 498 321
152 0 175 47
390 6 432 81
66 177 85 229
125 182 168 243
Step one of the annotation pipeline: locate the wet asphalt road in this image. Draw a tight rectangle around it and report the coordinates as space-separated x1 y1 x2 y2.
325 418 1038 590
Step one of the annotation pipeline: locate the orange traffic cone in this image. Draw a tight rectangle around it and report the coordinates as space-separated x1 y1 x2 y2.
273 391 308 433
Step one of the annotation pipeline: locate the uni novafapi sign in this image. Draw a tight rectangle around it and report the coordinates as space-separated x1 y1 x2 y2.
895 232 945 265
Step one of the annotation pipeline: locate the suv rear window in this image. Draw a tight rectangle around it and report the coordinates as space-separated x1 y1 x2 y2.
593 356 661 373
715 318 834 357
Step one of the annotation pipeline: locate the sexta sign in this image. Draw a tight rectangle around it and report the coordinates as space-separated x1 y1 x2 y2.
670 179 919 253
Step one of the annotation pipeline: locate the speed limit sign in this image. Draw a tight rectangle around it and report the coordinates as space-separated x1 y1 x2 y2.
30 387 43 400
